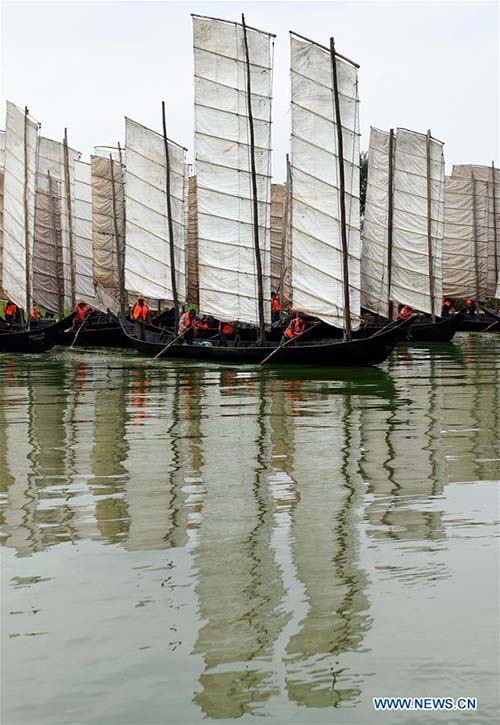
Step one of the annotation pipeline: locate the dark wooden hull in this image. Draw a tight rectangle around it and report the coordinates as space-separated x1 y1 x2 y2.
457 316 499 332
119 318 406 367
0 313 75 353
407 312 464 342
56 322 132 348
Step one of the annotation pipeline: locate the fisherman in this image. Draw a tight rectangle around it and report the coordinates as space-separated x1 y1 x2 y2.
465 298 476 317
132 296 150 323
29 304 40 322
73 300 90 326
441 298 452 318
178 308 197 344
195 315 210 334
4 300 18 327
398 304 413 321
218 320 235 347
271 291 281 323
283 311 306 342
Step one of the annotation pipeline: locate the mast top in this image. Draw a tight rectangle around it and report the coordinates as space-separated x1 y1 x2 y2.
192 13 276 38
290 30 360 68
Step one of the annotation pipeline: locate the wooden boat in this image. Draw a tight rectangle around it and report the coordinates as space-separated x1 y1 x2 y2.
56 319 132 348
119 318 407 366
0 313 75 353
406 311 464 342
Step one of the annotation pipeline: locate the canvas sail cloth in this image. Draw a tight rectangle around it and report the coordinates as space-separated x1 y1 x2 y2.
73 160 96 303
124 117 187 305
290 34 361 329
2 102 39 309
442 174 490 300
91 154 125 309
193 15 273 325
0 130 5 297
186 174 199 305
391 129 445 317
451 164 500 298
360 127 392 318
32 137 81 312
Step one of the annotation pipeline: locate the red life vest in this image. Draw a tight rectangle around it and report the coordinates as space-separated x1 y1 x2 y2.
132 301 149 321
398 306 412 321
272 297 280 313
284 317 306 339
74 303 89 321
179 311 193 332
219 321 234 335
30 306 39 320
5 303 17 318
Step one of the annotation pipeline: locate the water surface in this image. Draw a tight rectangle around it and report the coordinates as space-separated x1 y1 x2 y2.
1 333 499 724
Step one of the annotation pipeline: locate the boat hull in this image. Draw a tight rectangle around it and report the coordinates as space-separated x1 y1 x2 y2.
0 313 76 354
407 312 464 342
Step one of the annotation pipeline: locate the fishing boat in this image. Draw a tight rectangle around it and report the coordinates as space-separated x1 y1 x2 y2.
119 317 407 366
360 126 455 342
0 312 76 353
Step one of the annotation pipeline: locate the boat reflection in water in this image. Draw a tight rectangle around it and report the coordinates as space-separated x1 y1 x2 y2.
1 336 499 723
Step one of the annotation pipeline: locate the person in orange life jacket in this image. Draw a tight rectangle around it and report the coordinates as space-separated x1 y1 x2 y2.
73 301 91 326
178 309 197 344
398 304 413 321
441 298 452 318
218 320 235 347
465 298 476 317
132 297 150 323
271 291 281 323
195 316 210 334
4 300 18 327
29 304 40 321
283 311 306 342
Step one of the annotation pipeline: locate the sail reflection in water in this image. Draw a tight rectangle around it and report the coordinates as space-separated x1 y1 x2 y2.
1 335 499 724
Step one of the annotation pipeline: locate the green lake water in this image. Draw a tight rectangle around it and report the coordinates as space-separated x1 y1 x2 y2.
1 333 499 724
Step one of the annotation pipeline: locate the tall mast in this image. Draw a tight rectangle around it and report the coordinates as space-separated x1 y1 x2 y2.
242 13 266 342
491 161 498 286
330 37 352 340
161 101 179 329
47 170 65 316
387 129 395 319
109 154 126 315
280 154 291 300
118 141 127 312
23 106 32 321
63 127 76 308
471 169 480 305
425 130 436 322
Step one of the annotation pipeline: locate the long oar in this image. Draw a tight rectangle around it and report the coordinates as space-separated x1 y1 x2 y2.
259 322 320 367
153 331 186 359
69 313 91 349
482 319 500 333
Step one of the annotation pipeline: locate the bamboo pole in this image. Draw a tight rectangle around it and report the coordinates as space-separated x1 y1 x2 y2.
279 154 291 303
387 129 395 320
242 13 266 343
109 155 126 315
118 141 127 314
426 130 436 322
330 37 352 340
491 161 498 285
471 170 480 306
161 102 179 331
23 107 32 324
63 128 76 308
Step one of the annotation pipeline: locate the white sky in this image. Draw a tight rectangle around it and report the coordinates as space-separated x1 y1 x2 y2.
1 0 498 181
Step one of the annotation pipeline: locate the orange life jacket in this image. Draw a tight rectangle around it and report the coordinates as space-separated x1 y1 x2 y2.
179 311 193 332
74 303 89 321
219 321 234 335
195 319 209 330
398 306 412 321
132 302 149 321
284 317 306 339
5 303 17 318
30 307 39 320
272 297 280 313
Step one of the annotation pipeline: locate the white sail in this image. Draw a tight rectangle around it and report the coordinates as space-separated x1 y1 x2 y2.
361 127 392 317
0 130 5 296
91 153 125 304
74 160 95 302
94 146 124 164
193 14 273 325
451 164 500 298
124 117 186 303
290 34 361 329
442 174 490 300
2 102 39 309
391 129 445 316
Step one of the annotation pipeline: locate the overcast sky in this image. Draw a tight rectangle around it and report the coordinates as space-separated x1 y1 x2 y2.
1 0 498 180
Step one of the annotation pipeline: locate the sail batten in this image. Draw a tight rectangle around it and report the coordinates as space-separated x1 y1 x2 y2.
124 117 187 304
290 34 361 329
193 15 273 325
